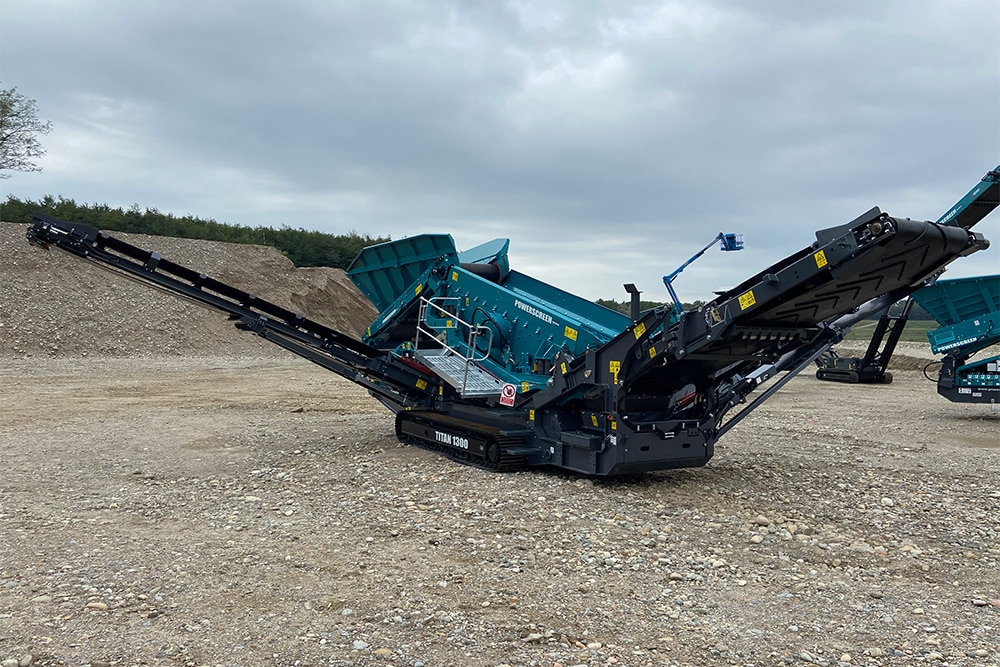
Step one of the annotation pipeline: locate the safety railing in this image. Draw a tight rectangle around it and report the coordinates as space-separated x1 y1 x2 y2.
415 297 495 393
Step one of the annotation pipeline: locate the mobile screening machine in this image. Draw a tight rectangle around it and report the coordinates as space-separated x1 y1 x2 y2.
24 168 998 475
912 274 1000 404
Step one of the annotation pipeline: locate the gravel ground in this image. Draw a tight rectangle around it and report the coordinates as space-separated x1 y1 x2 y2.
0 221 997 667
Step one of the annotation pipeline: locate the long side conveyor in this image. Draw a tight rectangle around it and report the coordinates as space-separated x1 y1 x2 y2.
813 164 1000 384
25 214 438 410
533 208 990 473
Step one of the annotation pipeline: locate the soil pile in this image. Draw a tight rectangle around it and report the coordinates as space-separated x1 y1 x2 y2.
0 222 377 358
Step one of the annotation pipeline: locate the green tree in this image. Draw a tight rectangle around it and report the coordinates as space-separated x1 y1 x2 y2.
596 297 705 314
1 194 390 270
0 85 53 178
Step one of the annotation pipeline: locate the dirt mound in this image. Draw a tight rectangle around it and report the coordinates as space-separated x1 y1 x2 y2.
0 222 378 358
831 343 939 372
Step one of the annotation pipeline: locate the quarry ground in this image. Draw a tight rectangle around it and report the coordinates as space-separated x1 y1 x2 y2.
0 222 998 667
0 356 997 667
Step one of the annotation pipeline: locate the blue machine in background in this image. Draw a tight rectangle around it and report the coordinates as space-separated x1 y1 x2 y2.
912 274 1000 404
662 232 744 313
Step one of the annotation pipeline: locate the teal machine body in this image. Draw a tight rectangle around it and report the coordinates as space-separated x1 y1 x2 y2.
913 275 1000 403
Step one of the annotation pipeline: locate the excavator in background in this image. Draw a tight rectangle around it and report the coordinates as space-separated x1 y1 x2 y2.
22 166 998 475
815 166 999 385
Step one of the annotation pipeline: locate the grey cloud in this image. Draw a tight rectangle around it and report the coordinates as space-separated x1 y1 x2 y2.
2 0 997 300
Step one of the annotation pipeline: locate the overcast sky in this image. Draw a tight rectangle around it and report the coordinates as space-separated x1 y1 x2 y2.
2 0 998 302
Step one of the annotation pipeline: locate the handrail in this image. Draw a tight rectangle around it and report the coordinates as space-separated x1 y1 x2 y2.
415 297 494 394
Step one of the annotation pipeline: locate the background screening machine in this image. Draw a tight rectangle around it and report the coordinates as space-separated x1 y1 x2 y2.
913 274 1000 404
24 167 998 475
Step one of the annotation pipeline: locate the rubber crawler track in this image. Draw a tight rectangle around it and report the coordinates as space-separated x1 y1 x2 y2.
395 413 527 472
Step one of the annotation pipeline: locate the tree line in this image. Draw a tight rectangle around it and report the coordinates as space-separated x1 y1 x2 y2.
0 194 389 270
595 296 936 321
595 297 705 316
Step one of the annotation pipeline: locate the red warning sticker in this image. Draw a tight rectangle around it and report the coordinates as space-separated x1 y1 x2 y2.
499 383 517 407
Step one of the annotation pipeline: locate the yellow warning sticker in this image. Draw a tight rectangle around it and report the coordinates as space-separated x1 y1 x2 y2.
648 345 657 359
560 362 568 375
609 360 621 384
416 379 428 390
415 283 423 296
610 420 617 431
814 250 828 269
521 382 530 393
451 270 459 281
529 409 535 421
634 322 647 339
564 326 578 341
591 414 599 427
738 290 756 311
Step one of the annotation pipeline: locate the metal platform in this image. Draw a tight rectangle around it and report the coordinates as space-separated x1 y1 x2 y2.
415 350 504 397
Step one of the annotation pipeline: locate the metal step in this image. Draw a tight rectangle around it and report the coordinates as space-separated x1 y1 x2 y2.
415 350 504 397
